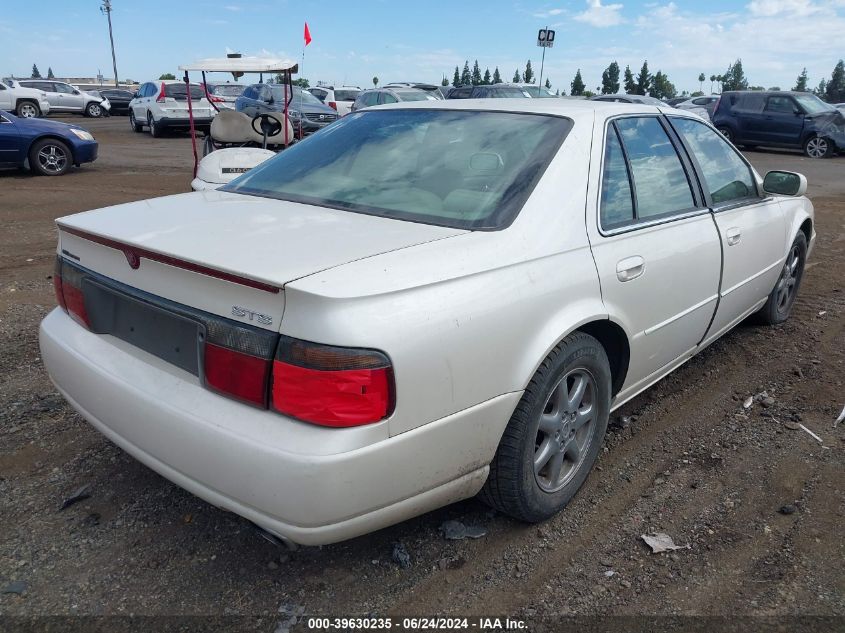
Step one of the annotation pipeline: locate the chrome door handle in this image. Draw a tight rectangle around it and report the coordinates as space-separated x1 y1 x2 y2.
726 227 741 246
616 256 645 282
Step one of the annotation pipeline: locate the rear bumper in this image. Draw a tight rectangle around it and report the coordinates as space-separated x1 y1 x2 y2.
158 116 214 129
39 308 518 545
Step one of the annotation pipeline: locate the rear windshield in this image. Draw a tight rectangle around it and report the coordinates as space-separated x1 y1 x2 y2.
270 86 323 105
334 89 360 101
211 84 245 97
223 109 571 230
395 90 438 101
164 84 206 100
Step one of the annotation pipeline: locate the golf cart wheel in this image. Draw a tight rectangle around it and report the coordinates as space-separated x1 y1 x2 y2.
16 100 40 118
804 135 832 159
480 332 611 522
29 138 71 176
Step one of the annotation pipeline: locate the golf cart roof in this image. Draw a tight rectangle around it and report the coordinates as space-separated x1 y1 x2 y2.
179 56 298 74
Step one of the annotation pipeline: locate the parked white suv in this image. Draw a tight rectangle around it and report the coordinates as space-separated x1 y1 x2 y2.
0 78 51 118
307 85 361 116
129 80 215 137
16 80 110 117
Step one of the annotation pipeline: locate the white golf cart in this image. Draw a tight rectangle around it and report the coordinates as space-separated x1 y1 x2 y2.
178 56 298 191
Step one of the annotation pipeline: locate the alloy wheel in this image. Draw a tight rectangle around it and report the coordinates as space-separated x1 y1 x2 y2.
534 369 597 493
806 137 828 158
37 144 68 174
19 103 37 118
88 104 102 117
775 245 801 312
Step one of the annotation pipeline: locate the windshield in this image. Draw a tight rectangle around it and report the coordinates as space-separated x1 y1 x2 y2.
794 94 836 114
223 109 571 230
395 90 438 101
211 84 245 97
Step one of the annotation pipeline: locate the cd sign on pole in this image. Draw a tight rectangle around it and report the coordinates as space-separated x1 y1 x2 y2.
537 29 555 47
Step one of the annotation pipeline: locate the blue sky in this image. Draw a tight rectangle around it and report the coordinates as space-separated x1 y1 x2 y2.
1 1 843 94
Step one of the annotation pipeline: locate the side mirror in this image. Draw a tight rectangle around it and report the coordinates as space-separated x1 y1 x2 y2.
763 170 807 197
73 89 80 95
793 107 803 116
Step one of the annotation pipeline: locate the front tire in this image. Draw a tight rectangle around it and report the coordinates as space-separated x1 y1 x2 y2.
804 135 833 159
480 332 611 522
29 138 71 176
718 126 734 143
755 232 807 325
16 100 40 118
86 102 103 117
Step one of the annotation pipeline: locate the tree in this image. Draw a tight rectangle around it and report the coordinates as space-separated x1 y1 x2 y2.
570 69 585 96
768 86 781 91
452 66 460 87
635 61 651 96
492 67 502 84
601 61 620 94
815 79 827 97
159 73 176 80
31 64 41 78
47 67 55 79
650 70 676 100
483 68 492 85
721 59 748 91
793 67 809 92
623 65 635 93
716 75 724 92
372 76 378 87
441 75 449 87
709 74 716 93
545 78 551 89
825 59 845 103
460 61 471 86
292 78 310 88
513 68 521 83
697 72 705 93
471 60 482 86
523 60 534 84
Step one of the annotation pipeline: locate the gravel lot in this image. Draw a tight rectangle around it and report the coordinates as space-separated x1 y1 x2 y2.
0 116 843 631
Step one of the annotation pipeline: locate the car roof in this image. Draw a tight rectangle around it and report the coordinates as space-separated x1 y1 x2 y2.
365 98 690 123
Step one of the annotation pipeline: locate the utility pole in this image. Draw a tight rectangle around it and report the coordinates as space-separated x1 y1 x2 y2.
101 0 119 87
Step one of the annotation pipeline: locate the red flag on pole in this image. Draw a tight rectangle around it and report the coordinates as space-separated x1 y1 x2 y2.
304 22 312 46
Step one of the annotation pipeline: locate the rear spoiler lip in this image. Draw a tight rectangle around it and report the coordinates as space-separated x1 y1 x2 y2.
58 225 281 294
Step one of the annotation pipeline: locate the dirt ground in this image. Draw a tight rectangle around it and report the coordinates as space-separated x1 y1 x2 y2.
0 117 843 631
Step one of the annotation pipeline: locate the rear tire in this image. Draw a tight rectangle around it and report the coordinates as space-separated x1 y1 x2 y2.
755 232 807 325
16 100 40 118
803 135 833 159
717 127 734 143
29 138 71 176
148 112 162 138
480 332 611 522
129 110 143 133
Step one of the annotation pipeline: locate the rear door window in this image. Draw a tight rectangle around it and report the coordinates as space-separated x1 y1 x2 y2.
379 92 398 104
669 116 757 205
614 117 696 220
599 127 635 229
764 96 794 113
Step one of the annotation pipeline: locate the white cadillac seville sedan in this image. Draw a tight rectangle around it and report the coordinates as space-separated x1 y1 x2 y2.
40 99 814 546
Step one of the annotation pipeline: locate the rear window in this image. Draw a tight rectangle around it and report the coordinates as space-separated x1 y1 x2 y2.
395 90 437 101
163 83 206 100
223 109 571 230
211 84 245 97
334 89 359 101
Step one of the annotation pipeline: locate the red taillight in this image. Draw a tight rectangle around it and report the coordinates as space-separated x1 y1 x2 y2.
204 342 271 407
156 83 166 103
328 101 337 110
209 95 224 103
54 257 90 328
271 336 394 427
